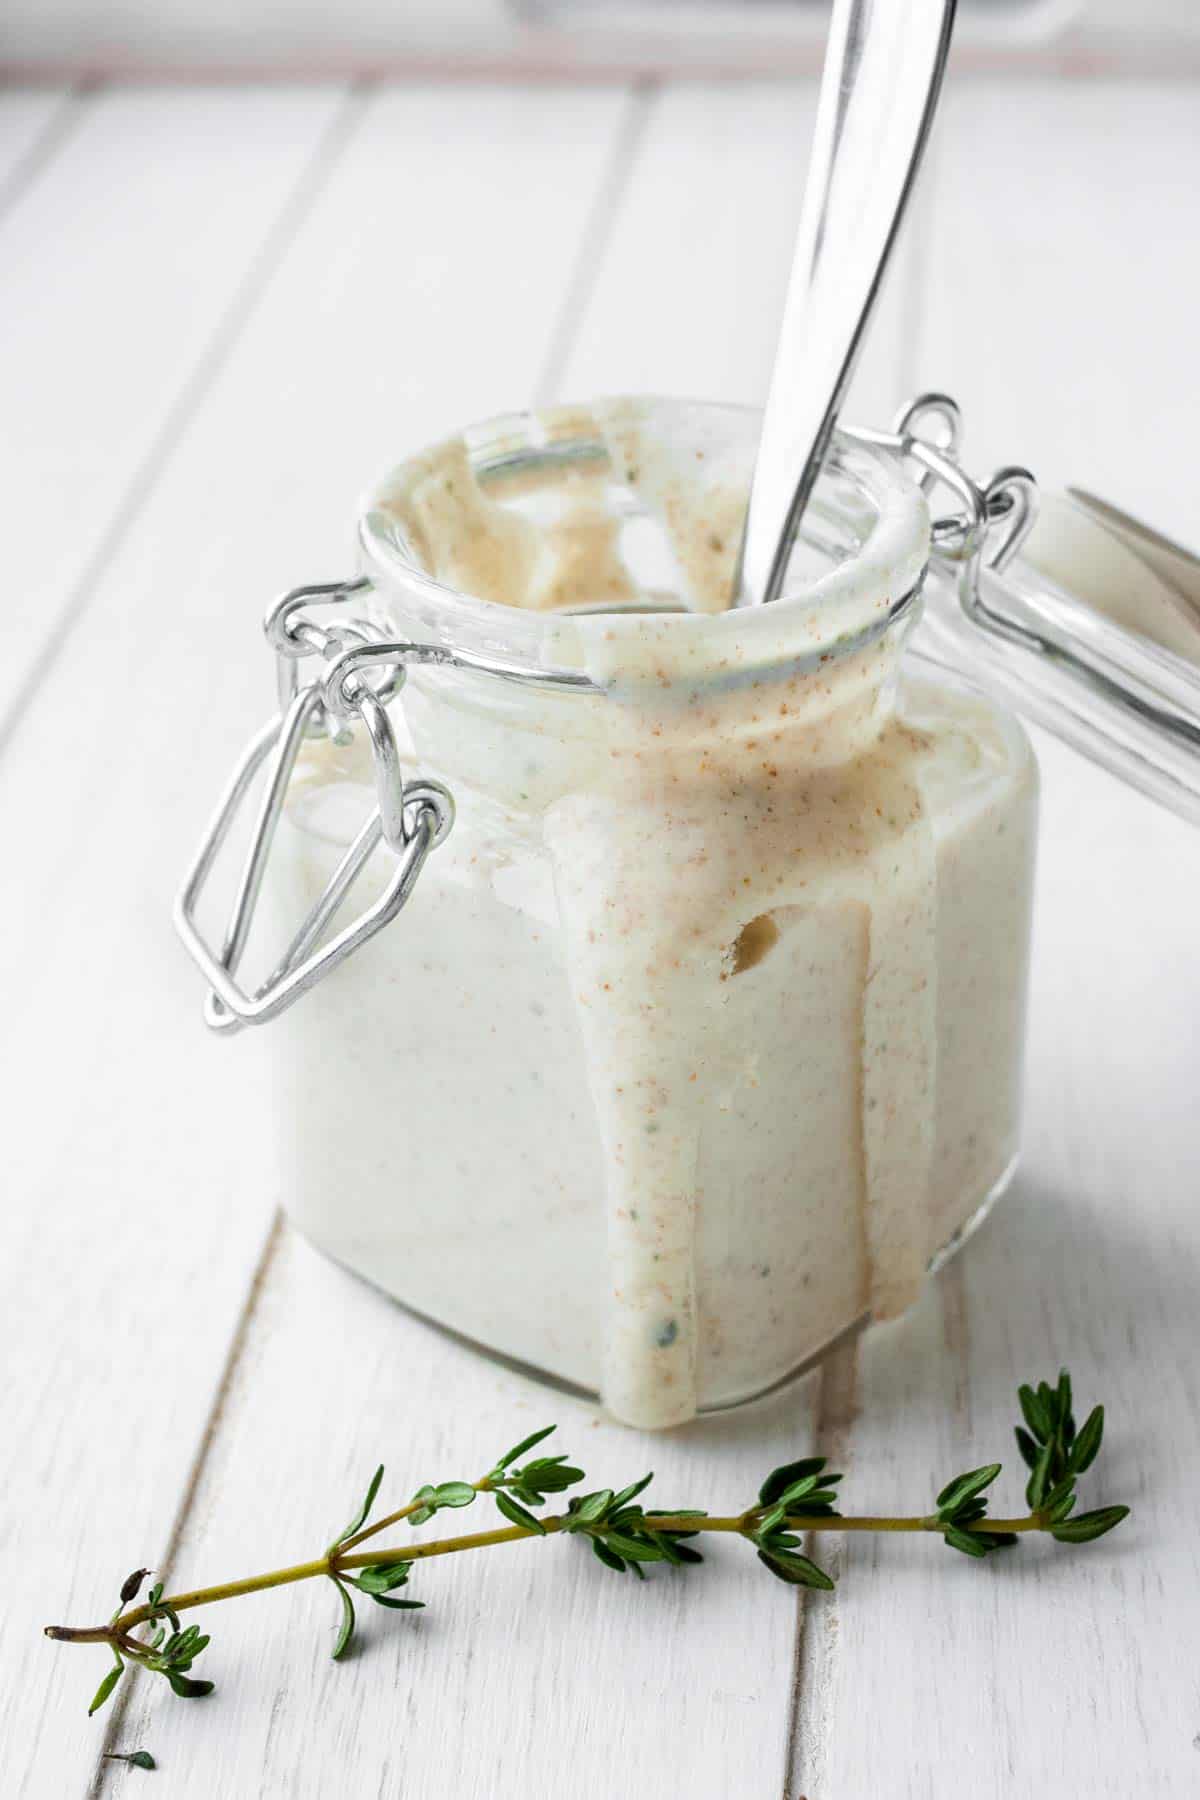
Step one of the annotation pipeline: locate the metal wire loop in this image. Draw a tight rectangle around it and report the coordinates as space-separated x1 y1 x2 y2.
351 684 409 850
322 642 411 721
892 391 962 455
265 576 372 656
266 580 409 724
982 467 1038 572
891 392 963 498
403 779 456 848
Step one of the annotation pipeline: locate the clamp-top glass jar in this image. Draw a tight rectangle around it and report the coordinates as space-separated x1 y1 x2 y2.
177 394 1200 1430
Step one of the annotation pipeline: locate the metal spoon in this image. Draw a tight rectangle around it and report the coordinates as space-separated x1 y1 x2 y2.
733 0 958 608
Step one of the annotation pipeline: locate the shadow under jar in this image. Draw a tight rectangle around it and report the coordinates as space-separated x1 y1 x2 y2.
265 397 1037 1430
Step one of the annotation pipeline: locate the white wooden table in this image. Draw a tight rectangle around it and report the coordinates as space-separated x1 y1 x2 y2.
3 73 1198 1798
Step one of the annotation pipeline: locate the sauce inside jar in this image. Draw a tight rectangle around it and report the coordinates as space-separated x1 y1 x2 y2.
274 398 1037 1429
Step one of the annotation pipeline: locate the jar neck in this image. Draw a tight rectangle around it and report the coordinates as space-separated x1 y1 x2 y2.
354 395 930 812
395 618 910 817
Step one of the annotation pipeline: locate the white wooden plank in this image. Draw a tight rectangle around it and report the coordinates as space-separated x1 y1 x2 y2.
0 83 352 729
558 78 920 429
2 82 634 1795
99 77 917 1799
794 81 1200 1798
911 79 1200 541
1 83 358 1795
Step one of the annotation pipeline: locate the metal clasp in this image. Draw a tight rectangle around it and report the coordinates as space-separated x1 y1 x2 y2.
174 580 454 1034
846 392 1040 630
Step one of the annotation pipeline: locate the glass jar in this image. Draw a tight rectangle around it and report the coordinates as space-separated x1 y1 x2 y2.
177 394 1200 1430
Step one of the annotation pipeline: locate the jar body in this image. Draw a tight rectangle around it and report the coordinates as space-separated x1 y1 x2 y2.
273 675 1035 1418
268 399 1038 1428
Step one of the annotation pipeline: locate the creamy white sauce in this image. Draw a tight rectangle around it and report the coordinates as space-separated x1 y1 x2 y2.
270 403 1037 1429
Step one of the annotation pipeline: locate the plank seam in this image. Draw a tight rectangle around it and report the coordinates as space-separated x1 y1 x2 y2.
781 1339 860 1800
88 1207 287 1798
895 106 944 412
0 78 372 761
534 77 656 405
939 1256 972 1438
0 80 87 226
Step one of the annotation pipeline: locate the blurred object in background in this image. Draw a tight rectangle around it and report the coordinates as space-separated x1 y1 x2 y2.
4 0 1200 79
526 0 1086 52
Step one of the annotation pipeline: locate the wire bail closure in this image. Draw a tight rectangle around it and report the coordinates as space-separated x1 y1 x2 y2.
174 392 1055 1033
174 578 456 1034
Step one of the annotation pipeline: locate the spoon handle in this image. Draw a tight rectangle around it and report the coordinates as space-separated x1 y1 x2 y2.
734 0 958 608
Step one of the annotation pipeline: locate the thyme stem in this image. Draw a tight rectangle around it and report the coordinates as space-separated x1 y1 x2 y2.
336 1503 421 1554
337 1473 496 1553
47 1508 1054 1647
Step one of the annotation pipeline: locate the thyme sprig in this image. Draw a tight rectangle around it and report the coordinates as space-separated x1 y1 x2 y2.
45 1371 1130 1749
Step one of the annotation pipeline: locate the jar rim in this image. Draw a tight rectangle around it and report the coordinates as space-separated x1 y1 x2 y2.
356 395 930 691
